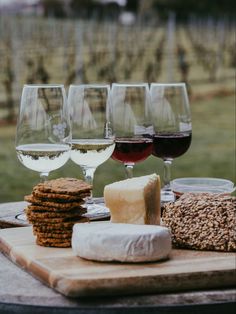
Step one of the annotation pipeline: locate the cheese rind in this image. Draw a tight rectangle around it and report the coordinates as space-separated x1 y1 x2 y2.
104 174 161 225
72 222 172 262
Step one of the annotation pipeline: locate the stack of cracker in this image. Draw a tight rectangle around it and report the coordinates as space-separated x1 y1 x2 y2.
24 178 91 248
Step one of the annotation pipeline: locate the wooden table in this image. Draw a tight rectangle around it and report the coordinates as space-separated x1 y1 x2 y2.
0 202 235 314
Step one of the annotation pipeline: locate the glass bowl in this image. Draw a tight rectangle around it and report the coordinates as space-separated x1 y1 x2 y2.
171 177 235 197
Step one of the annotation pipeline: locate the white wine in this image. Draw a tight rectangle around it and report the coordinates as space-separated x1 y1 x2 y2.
71 139 115 168
16 143 70 173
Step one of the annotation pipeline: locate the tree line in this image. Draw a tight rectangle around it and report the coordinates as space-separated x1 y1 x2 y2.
41 0 236 20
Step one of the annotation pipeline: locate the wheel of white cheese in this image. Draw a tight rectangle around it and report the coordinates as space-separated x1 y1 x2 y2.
72 222 172 262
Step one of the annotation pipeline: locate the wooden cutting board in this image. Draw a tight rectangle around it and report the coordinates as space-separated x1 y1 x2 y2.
0 226 235 297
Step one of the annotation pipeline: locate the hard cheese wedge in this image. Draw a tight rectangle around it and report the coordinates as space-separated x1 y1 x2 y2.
72 222 171 262
104 173 161 225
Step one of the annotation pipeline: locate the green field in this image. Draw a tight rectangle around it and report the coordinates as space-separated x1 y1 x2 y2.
0 94 235 203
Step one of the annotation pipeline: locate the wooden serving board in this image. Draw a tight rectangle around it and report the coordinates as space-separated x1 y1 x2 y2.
0 226 235 297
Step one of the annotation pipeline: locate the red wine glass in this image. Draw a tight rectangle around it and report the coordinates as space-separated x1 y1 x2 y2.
110 83 153 178
150 83 192 203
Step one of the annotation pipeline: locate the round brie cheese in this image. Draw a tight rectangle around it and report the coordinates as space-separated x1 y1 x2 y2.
72 222 172 262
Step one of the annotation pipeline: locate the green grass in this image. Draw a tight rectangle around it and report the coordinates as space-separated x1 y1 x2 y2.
0 94 235 202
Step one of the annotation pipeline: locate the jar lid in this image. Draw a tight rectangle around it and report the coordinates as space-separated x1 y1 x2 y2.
171 177 235 194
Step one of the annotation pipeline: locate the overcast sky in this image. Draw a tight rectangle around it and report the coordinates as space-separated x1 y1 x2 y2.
0 0 38 6
0 0 127 7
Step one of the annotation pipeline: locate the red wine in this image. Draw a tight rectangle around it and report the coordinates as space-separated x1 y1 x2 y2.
152 132 192 159
112 138 153 164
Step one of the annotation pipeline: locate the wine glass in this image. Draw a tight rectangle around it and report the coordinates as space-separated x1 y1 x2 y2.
68 84 115 207
16 84 71 182
110 83 153 178
149 83 192 203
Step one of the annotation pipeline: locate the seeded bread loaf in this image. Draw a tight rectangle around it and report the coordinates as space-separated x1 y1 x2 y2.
162 193 236 252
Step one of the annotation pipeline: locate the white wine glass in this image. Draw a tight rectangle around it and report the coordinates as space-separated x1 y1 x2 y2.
110 83 153 178
68 84 115 207
149 83 192 203
16 84 71 182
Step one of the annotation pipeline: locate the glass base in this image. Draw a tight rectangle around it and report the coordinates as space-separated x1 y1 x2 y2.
161 189 176 204
91 197 105 204
82 197 110 220
15 198 110 223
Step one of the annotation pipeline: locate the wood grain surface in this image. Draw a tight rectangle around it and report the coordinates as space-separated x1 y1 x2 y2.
0 226 235 298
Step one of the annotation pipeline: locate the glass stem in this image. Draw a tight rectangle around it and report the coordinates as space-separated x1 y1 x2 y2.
163 159 173 191
82 167 96 203
124 164 134 178
40 172 49 182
